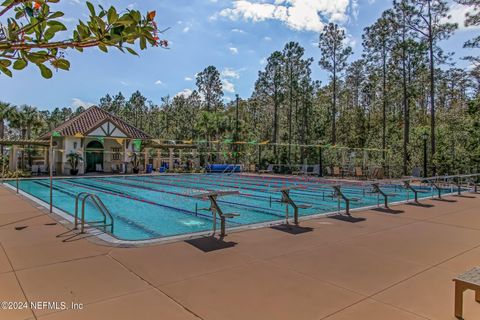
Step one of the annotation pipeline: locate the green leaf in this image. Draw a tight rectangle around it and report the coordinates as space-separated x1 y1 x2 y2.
98 44 108 53
126 47 138 56
107 7 118 24
131 11 141 23
25 7 34 17
0 59 12 68
86 2 95 16
25 53 47 64
0 65 12 77
1 0 14 7
38 64 53 79
13 59 27 70
140 36 146 50
15 10 25 19
52 59 70 70
47 21 67 30
49 11 64 19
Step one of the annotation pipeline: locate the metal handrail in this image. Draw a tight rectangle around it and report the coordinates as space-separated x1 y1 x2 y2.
369 173 480 188
74 192 114 234
74 192 91 229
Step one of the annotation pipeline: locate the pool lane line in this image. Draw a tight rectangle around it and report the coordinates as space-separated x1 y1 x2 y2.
148 174 365 201
31 180 162 238
115 175 285 203
231 173 368 186
119 175 393 210
203 173 378 192
189 174 375 195
76 178 290 223
119 176 341 213
58 179 214 220
135 176 333 208
120 175 324 208
100 177 292 219
139 175 342 205
157 175 403 208
59 179 243 226
158 173 370 195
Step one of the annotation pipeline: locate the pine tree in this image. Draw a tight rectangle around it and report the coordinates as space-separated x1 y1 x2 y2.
318 23 352 145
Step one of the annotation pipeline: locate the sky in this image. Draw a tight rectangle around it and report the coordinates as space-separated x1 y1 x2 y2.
0 0 478 111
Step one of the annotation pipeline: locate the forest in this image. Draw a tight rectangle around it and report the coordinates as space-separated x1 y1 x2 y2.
1 0 479 177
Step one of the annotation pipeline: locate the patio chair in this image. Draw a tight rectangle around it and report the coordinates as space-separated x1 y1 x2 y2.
259 164 274 174
412 167 422 178
326 167 332 176
111 164 120 174
95 164 103 172
39 165 47 175
307 165 319 176
374 167 385 180
31 165 39 176
333 166 341 177
292 165 308 175
355 167 366 180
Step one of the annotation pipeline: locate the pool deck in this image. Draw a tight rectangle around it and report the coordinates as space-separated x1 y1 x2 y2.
1 185 480 320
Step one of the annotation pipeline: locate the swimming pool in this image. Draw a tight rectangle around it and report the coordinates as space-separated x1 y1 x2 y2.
6 174 446 241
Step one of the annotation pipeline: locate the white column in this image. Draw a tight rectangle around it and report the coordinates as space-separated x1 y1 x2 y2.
169 148 174 171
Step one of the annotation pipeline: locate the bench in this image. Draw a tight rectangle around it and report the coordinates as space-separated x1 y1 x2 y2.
453 266 480 319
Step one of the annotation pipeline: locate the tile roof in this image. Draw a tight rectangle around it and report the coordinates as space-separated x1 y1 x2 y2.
40 106 152 140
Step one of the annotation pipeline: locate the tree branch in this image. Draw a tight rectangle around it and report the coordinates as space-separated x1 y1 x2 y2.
0 0 30 17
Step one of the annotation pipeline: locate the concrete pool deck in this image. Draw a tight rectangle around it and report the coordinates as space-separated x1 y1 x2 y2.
0 185 480 319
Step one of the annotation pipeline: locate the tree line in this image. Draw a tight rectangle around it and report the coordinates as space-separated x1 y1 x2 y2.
1 0 479 176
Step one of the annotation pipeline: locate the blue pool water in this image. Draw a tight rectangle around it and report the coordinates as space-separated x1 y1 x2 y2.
6 174 446 241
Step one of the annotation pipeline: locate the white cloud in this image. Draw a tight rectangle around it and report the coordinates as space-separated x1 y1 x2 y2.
216 0 354 32
184 77 193 81
231 28 245 33
221 68 240 79
264 36 272 41
448 3 480 30
127 3 137 10
183 26 190 33
154 80 163 85
222 79 235 93
71 98 94 109
175 89 193 98
229 47 239 54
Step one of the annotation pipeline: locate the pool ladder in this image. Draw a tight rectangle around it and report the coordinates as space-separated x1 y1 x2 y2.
74 192 114 234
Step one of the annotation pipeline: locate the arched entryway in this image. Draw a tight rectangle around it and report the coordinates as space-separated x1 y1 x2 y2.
86 140 104 172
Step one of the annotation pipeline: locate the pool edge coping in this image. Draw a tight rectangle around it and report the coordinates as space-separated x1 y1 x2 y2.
1 179 465 247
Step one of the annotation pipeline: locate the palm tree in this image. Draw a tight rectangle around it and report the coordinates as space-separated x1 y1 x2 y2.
0 101 15 155
8 106 45 167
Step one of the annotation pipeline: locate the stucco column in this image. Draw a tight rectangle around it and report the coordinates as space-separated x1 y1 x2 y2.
9 146 17 171
144 148 148 171
169 148 174 171
192 148 198 167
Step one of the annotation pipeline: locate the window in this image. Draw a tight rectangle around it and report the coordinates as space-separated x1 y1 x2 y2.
112 148 121 161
